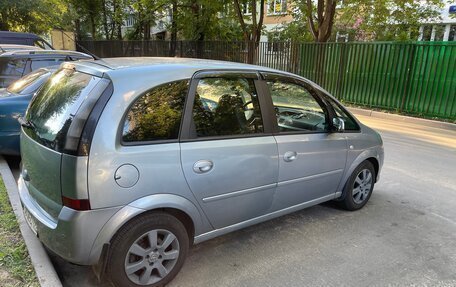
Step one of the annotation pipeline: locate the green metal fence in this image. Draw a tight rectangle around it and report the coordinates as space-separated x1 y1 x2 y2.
298 42 456 120
78 40 456 120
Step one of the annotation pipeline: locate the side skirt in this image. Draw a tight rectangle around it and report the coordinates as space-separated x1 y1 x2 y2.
194 192 341 244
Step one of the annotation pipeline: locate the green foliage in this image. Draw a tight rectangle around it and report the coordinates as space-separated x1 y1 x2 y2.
335 0 444 41
287 0 445 42
0 0 73 34
0 178 39 286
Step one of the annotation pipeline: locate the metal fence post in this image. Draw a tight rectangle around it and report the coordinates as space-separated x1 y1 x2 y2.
399 43 416 113
335 43 347 100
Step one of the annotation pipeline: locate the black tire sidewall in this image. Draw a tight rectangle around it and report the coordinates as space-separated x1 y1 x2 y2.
108 212 189 287
341 161 375 211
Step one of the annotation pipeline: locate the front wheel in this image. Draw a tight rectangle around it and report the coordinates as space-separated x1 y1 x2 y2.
339 161 375 211
107 212 189 287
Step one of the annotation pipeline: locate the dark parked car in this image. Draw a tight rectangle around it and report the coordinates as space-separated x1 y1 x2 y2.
0 31 53 49
0 67 56 155
0 49 93 88
0 44 43 53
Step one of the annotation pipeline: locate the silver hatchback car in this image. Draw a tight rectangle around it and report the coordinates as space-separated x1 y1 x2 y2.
19 58 383 287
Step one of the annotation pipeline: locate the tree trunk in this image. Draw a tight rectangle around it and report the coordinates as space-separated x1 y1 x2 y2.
306 0 336 43
113 0 123 40
101 0 110 39
0 12 9 31
89 13 97 39
169 0 178 57
75 19 81 41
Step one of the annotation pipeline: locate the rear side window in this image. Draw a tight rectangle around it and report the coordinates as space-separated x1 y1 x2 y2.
0 58 27 87
122 80 189 143
25 68 101 151
30 58 64 70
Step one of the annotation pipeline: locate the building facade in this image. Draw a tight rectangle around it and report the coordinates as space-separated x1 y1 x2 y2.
418 3 456 41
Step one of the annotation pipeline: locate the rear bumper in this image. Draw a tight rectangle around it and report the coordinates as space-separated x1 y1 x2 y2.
0 131 20 155
18 176 121 265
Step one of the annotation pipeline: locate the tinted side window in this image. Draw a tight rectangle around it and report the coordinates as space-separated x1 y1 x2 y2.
122 80 189 143
30 59 65 70
192 77 263 137
324 96 360 131
0 58 27 87
267 81 328 132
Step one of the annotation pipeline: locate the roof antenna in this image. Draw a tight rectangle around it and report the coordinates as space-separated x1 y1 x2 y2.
54 27 101 60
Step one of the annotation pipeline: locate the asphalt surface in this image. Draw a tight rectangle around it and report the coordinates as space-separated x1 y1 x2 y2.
7 113 456 287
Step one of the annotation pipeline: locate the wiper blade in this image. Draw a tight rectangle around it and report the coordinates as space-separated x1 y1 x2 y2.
18 117 36 130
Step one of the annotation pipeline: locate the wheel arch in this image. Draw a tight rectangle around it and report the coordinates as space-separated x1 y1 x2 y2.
88 194 207 265
336 149 381 200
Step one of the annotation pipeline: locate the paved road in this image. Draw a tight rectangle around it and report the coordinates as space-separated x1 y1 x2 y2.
9 113 456 287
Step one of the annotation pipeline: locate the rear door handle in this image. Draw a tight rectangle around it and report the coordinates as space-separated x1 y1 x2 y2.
193 160 213 174
283 151 297 162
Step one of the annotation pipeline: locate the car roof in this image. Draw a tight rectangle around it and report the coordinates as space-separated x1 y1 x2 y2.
0 31 42 39
94 57 276 71
70 57 286 78
0 44 43 52
0 49 93 59
65 57 305 96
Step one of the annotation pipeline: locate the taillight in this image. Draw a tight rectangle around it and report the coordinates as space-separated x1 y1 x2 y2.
62 196 91 211
64 79 112 155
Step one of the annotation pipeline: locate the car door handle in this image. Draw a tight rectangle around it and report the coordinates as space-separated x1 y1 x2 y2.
283 151 297 162
193 160 214 174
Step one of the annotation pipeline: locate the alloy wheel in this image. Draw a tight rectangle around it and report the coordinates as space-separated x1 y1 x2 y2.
124 229 180 285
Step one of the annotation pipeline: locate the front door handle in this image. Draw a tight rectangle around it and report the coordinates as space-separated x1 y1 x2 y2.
193 160 214 174
283 151 297 162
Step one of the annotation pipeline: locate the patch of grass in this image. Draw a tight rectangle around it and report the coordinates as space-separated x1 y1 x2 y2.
0 177 39 287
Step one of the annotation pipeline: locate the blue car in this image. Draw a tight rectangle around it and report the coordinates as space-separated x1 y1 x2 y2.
0 67 55 155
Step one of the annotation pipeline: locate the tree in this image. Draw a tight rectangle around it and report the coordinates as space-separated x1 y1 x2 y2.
67 0 102 39
233 0 266 63
306 0 337 42
0 0 72 34
291 0 444 42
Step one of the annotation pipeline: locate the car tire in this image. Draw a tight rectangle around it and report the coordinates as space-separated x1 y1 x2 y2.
338 161 376 211
107 212 189 287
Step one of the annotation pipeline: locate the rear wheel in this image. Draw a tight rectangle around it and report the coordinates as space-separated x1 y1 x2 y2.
107 212 189 287
339 161 375 211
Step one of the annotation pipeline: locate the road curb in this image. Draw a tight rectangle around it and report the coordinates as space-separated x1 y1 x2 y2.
0 156 62 287
348 107 456 131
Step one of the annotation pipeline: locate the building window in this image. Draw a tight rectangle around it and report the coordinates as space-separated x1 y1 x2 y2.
242 3 251 15
124 15 136 28
449 25 456 42
268 0 287 15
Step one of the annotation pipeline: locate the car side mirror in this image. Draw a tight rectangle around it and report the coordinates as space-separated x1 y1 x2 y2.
332 117 345 132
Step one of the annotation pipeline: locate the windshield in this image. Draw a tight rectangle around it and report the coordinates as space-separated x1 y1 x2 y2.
25 68 99 151
7 69 50 95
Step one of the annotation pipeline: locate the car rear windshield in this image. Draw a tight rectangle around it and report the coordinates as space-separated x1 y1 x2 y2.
7 69 50 95
25 68 101 152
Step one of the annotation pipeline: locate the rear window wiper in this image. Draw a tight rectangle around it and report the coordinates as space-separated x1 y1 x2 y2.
18 117 36 130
